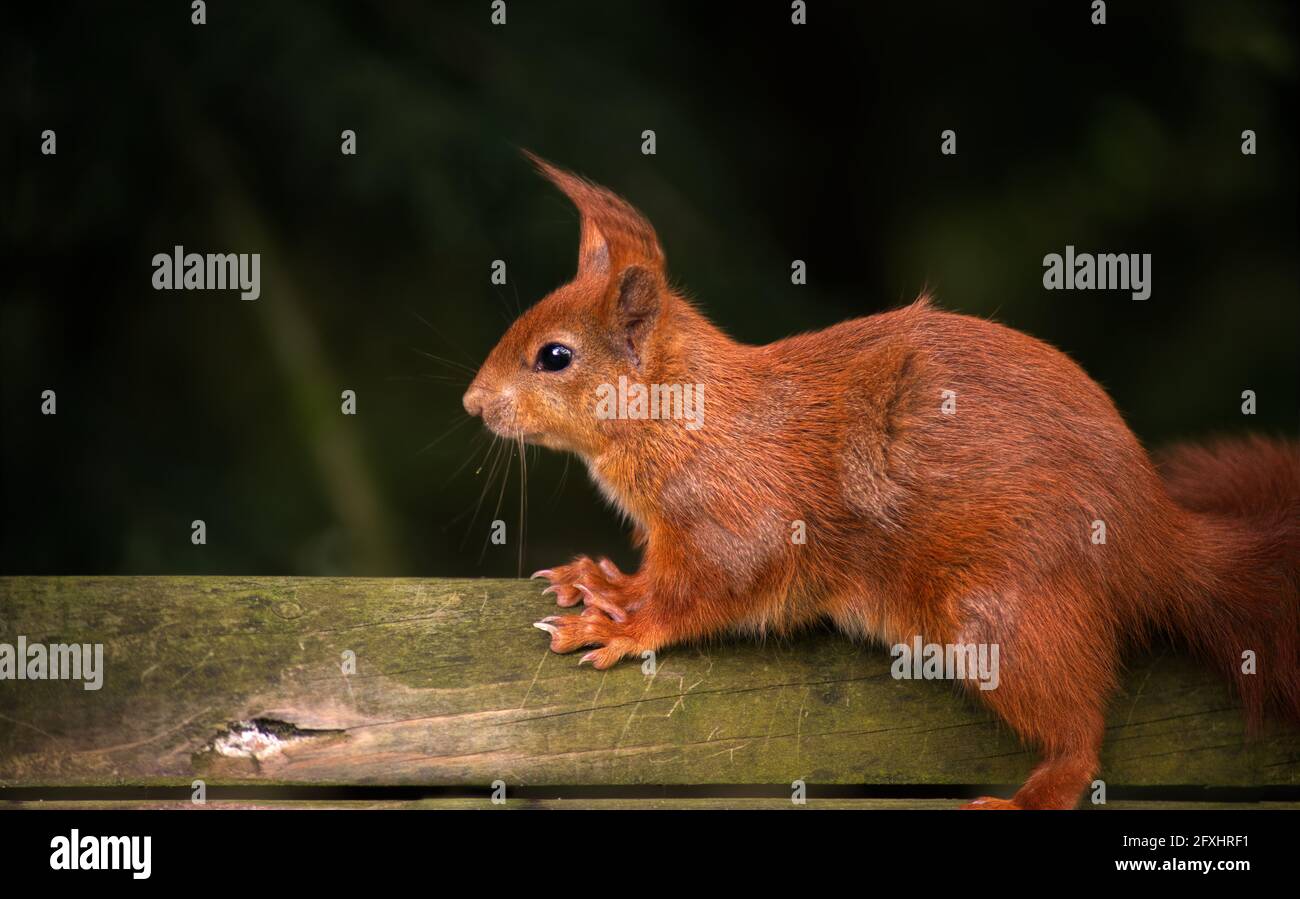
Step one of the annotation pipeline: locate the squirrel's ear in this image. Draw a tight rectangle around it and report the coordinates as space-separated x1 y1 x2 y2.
607 264 663 367
522 150 664 281
523 151 669 364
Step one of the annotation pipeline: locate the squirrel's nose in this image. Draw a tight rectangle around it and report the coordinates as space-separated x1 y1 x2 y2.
462 385 488 418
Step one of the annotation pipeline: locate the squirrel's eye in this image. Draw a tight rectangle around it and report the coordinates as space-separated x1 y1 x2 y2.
535 342 573 373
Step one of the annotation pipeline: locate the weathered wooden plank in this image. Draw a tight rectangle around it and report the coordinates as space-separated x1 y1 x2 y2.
5 799 1299 811
0 577 1296 789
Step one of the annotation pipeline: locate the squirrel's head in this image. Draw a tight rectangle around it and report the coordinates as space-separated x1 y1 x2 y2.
464 153 677 456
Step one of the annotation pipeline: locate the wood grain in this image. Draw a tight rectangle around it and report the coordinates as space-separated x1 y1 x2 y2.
1 577 1296 795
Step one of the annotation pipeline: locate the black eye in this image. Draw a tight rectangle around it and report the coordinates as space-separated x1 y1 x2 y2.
535 342 573 372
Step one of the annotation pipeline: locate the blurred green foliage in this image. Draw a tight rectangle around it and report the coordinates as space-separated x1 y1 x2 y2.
2 1 1296 576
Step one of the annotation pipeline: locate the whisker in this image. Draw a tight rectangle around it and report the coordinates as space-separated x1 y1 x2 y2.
409 347 478 375
454 435 506 542
516 432 527 576
552 453 572 501
491 289 513 325
510 279 524 317
443 430 491 487
479 437 515 564
407 308 480 368
414 414 474 457
387 373 473 387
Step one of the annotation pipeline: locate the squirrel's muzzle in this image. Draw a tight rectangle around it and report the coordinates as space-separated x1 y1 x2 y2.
462 384 488 418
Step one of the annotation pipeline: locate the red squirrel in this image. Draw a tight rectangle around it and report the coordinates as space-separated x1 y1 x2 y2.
462 153 1300 809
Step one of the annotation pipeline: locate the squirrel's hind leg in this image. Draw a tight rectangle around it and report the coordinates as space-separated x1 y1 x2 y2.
956 584 1114 810
962 707 1105 810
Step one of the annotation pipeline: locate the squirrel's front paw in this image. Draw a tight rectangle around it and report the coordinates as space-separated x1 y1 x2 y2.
531 556 639 618
532 606 648 669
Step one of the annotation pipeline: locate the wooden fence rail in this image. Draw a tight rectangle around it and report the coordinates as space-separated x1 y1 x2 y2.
1 577 1296 809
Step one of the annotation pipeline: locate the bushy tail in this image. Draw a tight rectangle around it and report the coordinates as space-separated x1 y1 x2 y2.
1157 436 1300 728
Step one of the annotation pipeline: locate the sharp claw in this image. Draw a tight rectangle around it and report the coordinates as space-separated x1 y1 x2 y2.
541 585 558 597
575 583 627 623
579 651 598 666
530 569 556 580
533 621 558 635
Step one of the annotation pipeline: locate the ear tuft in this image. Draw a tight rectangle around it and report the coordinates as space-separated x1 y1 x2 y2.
522 150 664 280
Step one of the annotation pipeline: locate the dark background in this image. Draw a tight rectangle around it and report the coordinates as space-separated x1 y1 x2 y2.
2 1 1296 577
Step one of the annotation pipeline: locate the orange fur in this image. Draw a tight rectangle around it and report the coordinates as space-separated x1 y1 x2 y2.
464 155 1300 809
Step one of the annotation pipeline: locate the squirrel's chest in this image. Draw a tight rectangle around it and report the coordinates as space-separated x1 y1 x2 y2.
584 456 649 527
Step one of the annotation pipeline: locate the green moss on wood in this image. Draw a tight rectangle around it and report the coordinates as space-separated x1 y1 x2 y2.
0 576 1295 790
